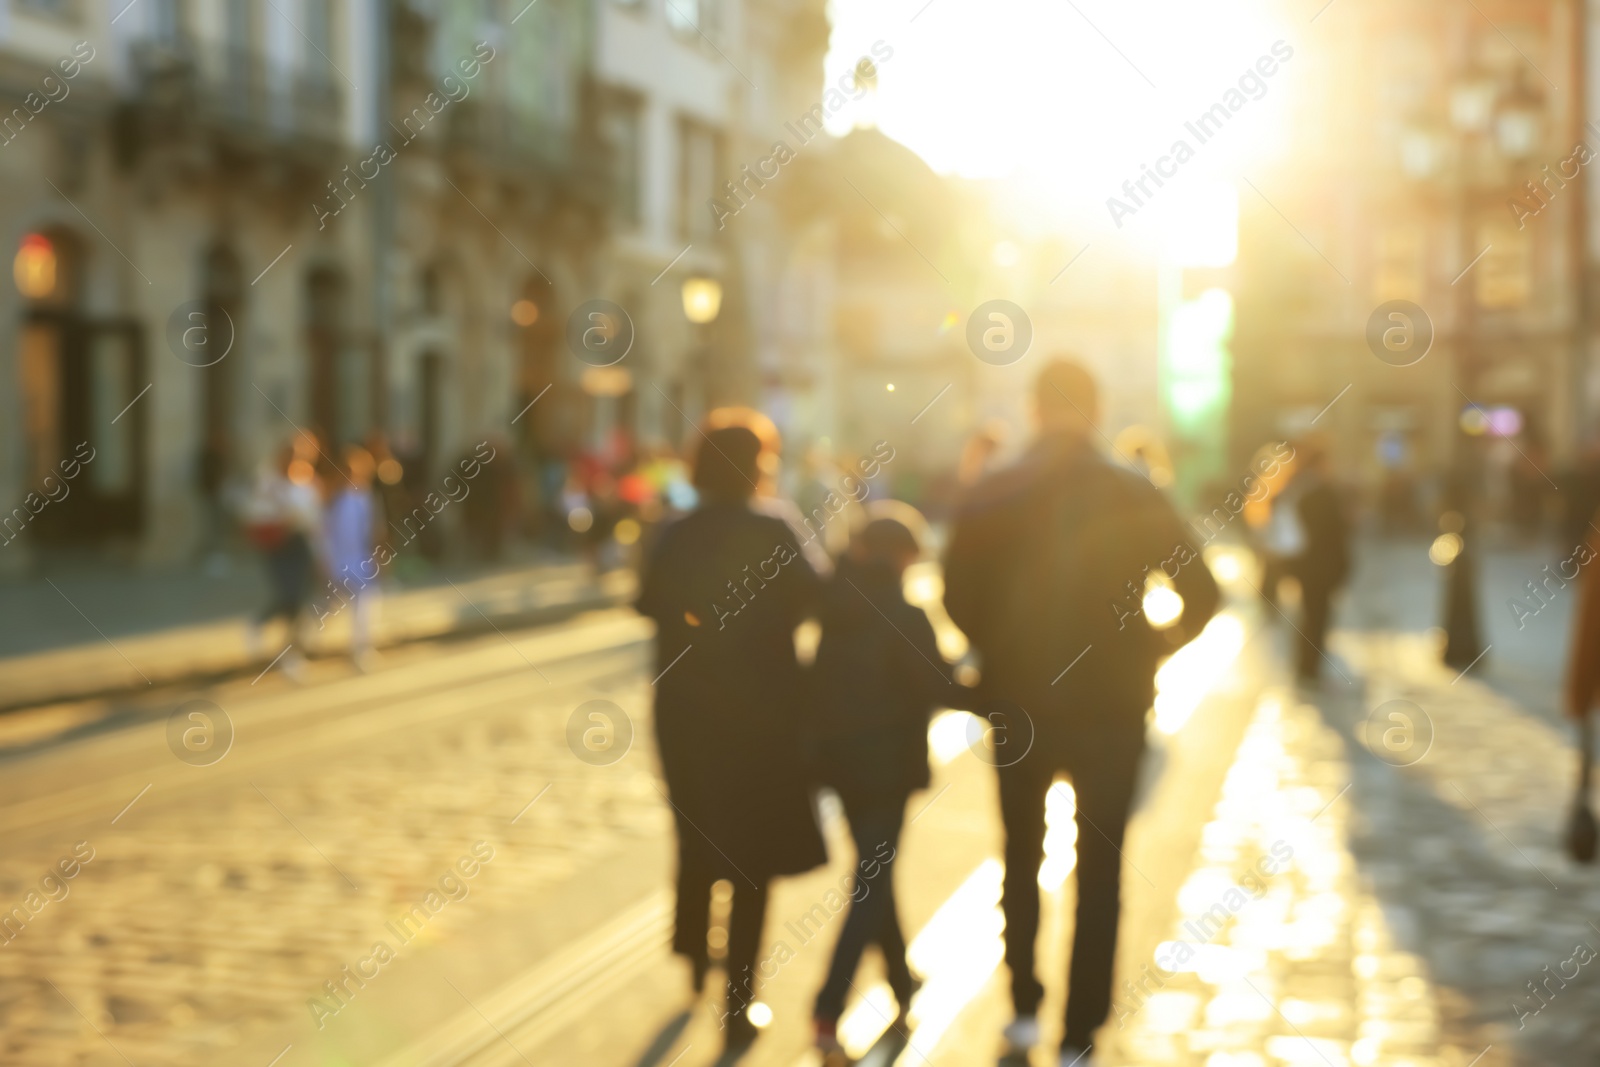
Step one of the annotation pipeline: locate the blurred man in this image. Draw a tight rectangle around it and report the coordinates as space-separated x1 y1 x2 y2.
1282 435 1350 682
943 358 1219 1066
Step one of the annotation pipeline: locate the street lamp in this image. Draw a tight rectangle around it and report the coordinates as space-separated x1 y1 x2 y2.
681 277 722 325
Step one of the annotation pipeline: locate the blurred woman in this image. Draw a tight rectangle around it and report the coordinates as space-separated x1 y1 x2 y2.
706 405 831 574
636 424 826 1056
323 444 380 670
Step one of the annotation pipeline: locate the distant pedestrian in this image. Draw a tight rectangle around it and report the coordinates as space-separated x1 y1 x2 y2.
1281 435 1351 682
943 358 1219 1066
242 438 321 680
322 445 381 671
636 424 827 1056
807 509 971 1061
1566 518 1600 858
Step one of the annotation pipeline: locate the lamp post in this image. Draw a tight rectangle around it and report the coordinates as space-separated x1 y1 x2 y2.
1431 57 1545 669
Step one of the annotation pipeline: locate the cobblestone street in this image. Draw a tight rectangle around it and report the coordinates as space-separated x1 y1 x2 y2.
0 543 1596 1066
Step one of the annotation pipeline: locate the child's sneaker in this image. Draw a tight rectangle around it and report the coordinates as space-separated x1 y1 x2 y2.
814 1017 848 1065
891 976 923 1029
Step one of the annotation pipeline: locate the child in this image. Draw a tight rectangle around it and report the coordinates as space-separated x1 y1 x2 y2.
808 508 972 1060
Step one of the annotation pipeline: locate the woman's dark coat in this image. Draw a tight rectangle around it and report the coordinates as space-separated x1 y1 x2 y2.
636 500 828 880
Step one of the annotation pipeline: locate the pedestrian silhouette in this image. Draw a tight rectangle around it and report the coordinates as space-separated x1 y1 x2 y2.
636 424 827 1056
806 509 972 1060
1279 435 1351 682
943 358 1219 1065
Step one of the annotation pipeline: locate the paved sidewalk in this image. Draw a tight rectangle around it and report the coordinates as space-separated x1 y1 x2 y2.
0 557 633 710
1330 632 1600 1066
1095 534 1600 1067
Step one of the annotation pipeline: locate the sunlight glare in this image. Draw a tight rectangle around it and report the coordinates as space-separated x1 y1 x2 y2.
903 859 1005 1054
1152 612 1246 734
825 0 1297 233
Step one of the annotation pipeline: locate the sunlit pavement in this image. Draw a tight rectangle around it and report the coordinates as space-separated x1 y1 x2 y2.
1 541 1597 1065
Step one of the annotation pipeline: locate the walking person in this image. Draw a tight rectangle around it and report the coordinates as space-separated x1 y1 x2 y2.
636 424 828 1057
242 437 321 681
1565 517 1600 862
322 444 381 671
1281 436 1351 682
943 359 1220 1066
807 509 971 1061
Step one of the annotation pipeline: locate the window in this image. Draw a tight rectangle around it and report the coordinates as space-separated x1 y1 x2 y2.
225 0 252 50
17 0 76 21
678 118 720 241
304 0 334 81
148 0 183 45
601 96 644 228
664 0 699 34
666 0 718 37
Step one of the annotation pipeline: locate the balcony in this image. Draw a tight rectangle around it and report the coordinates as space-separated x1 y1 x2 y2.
123 39 347 156
442 97 608 208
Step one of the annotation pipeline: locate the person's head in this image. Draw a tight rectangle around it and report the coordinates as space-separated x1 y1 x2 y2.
852 517 920 576
1033 357 1100 441
292 429 322 464
342 444 376 488
850 500 930 576
704 406 781 491
692 426 762 502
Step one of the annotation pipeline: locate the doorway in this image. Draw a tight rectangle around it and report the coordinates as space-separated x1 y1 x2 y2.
15 229 147 545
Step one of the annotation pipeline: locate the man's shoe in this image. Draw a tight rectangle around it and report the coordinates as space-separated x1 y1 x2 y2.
1059 1044 1097 1067
1001 1015 1040 1053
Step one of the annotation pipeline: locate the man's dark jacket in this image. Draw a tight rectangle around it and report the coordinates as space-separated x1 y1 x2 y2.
943 435 1221 728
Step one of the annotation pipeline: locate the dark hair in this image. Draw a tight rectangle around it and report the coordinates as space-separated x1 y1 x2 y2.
857 517 920 564
692 426 762 500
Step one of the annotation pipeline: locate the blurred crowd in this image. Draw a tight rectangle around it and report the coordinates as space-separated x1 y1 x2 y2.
207 421 919 674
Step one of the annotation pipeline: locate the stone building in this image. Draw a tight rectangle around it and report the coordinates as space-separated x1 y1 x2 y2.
1 0 387 569
1 0 842 568
1229 0 1591 518
586 0 830 454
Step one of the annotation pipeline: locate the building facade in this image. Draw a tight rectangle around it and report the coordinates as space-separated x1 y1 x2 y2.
5 0 831 569
1230 0 1590 520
